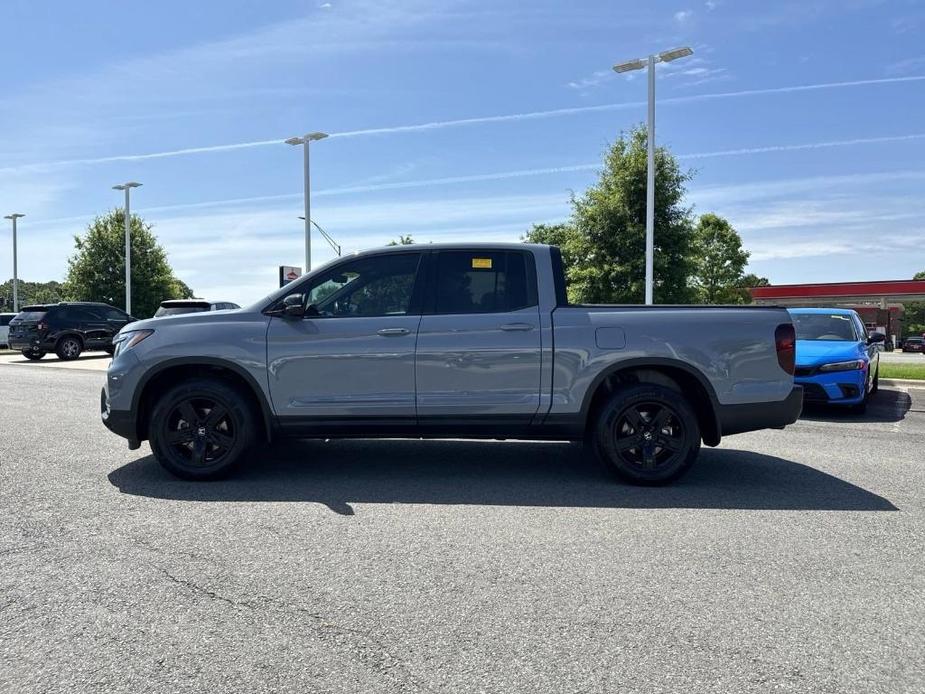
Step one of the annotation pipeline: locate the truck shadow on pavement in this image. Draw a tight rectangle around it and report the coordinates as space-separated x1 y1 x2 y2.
799 388 912 424
108 440 898 515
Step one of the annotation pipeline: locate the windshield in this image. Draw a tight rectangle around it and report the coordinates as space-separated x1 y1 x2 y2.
791 313 857 341
154 306 210 317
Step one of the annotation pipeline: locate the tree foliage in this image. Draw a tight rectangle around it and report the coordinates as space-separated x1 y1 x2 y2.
906 270 925 335
388 235 415 246
525 126 696 303
0 279 68 311
64 210 193 318
690 213 751 304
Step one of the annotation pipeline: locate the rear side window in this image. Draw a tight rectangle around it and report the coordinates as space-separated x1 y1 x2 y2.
66 307 103 322
103 307 128 321
433 251 535 314
15 310 48 322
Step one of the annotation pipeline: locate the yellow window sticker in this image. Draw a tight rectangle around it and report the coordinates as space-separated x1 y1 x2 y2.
472 257 492 269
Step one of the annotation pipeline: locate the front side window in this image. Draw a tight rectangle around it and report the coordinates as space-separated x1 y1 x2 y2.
433 251 533 314
302 253 422 318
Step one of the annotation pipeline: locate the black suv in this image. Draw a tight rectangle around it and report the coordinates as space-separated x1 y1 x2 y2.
8 302 135 361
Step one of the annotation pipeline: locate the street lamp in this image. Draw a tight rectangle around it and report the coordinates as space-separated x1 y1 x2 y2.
285 132 328 272
299 216 341 256
112 182 142 315
4 213 24 312
614 46 693 305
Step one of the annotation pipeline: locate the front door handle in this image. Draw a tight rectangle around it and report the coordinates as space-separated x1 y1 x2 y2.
377 327 410 337
500 322 535 332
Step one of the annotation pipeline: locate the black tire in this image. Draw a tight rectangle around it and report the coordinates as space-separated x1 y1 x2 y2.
105 346 115 356
592 383 701 485
55 335 82 361
149 378 257 480
22 349 45 361
871 370 879 395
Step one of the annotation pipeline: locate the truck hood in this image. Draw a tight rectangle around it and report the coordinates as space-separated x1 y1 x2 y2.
121 308 250 333
795 339 865 366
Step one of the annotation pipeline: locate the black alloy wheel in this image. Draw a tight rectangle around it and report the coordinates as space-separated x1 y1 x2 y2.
594 383 700 485
149 379 256 480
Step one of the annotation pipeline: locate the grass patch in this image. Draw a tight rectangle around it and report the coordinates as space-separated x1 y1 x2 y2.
880 362 925 380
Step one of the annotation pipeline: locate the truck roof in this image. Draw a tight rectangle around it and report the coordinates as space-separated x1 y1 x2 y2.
350 242 551 257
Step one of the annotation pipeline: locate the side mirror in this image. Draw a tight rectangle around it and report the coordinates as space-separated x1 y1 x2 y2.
282 294 304 318
868 332 886 344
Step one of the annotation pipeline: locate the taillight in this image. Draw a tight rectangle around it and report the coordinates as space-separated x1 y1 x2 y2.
775 323 796 375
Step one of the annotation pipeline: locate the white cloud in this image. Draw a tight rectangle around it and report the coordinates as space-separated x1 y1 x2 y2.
674 9 693 22
705 0 720 10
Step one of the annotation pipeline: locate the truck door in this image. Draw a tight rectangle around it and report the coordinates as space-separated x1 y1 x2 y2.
415 250 542 422
266 251 425 420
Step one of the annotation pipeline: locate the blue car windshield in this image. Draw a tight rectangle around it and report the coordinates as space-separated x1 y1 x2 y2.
792 314 857 341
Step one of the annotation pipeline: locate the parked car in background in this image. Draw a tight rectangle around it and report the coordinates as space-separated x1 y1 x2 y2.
102 243 801 484
154 299 240 317
7 302 134 361
0 312 16 348
789 308 884 413
901 336 924 354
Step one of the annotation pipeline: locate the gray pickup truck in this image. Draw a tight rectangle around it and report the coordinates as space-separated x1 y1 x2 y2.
101 243 802 484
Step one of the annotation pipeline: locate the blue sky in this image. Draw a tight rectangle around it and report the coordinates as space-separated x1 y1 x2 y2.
1 0 924 304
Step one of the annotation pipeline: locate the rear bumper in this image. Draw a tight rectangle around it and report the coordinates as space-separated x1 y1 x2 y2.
717 386 803 437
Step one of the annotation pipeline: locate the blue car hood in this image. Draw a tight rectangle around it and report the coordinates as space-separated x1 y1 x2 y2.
795 340 863 366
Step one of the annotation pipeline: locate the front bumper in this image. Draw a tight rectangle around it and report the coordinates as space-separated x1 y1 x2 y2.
100 349 144 448
795 368 866 406
717 385 804 437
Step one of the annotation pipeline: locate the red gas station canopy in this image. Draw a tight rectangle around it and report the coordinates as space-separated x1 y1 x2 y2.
751 279 925 303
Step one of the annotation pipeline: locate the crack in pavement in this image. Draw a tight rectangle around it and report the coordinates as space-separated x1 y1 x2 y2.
151 564 432 693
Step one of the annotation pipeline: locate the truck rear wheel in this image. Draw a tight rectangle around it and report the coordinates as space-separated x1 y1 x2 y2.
593 383 701 485
149 378 256 480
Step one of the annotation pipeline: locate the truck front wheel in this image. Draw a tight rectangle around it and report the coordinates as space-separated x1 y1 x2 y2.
149 378 256 480
593 383 701 485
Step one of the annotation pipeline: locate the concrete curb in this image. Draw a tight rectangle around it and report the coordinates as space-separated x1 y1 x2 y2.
880 378 925 388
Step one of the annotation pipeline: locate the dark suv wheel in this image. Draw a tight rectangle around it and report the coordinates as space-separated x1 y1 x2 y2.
592 383 701 485
22 349 45 361
55 335 83 361
149 378 257 480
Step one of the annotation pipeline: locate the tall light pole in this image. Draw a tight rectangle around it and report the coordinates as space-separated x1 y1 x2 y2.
112 182 142 315
4 213 24 312
285 132 328 272
614 46 693 305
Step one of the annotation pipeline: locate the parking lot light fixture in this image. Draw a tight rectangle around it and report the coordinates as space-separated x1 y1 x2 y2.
299 216 341 256
613 46 693 305
4 213 25 312
286 132 329 272
112 182 142 315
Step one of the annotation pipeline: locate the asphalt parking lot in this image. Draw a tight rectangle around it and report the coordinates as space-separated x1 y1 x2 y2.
1 364 923 693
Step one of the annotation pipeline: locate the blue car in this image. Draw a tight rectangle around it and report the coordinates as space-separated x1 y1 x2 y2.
789 308 884 413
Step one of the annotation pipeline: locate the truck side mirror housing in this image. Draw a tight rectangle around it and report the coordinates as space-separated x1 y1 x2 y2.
282 294 305 318
868 332 886 344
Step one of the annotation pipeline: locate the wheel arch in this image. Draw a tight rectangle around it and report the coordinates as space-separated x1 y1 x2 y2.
580 358 722 446
132 358 274 443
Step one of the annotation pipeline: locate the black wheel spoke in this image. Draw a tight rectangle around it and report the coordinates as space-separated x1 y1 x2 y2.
657 436 682 453
204 404 228 428
190 439 207 466
623 408 644 431
209 431 235 450
652 407 670 431
642 447 657 469
178 402 199 426
166 428 194 445
615 435 641 451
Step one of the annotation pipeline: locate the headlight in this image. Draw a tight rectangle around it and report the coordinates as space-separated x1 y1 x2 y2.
818 359 865 372
113 329 154 357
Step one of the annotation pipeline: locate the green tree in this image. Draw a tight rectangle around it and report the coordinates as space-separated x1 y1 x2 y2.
691 213 751 304
64 210 193 318
906 270 925 335
733 273 770 304
525 125 696 303
0 280 69 311
388 235 415 246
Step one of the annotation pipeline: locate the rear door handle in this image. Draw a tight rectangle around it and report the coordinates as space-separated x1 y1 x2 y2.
377 327 410 337
500 323 535 332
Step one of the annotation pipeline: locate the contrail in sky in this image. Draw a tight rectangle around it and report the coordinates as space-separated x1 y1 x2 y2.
2 75 923 174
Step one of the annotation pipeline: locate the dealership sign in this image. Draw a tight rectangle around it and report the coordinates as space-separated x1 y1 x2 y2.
278 266 303 288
